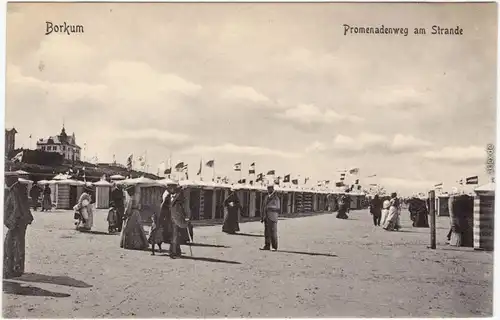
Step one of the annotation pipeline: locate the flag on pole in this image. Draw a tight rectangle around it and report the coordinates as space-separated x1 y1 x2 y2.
175 162 185 172
434 182 443 189
355 179 359 184
292 179 298 185
206 160 215 168
11 151 23 162
267 170 275 175
349 168 359 175
197 159 202 176
466 176 479 185
234 162 242 171
283 174 290 183
249 162 256 174
304 177 309 184
340 173 346 181
367 174 376 178
256 173 264 182
126 154 133 170
164 168 172 175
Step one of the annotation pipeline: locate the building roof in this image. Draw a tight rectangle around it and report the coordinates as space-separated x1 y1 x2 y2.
37 127 80 148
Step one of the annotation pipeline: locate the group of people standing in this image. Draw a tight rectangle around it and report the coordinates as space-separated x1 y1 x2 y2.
29 183 53 211
369 193 402 231
221 184 281 251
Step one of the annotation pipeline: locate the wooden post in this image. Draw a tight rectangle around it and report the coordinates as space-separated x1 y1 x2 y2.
429 190 436 249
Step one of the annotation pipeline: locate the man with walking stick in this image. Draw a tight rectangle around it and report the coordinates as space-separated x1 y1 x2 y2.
260 182 280 251
163 181 191 259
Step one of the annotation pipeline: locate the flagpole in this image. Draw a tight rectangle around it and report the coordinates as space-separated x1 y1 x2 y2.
212 161 216 182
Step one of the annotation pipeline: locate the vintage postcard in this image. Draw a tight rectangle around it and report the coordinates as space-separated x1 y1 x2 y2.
3 2 496 318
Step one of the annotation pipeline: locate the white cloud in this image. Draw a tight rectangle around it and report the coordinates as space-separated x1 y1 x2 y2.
7 64 108 104
308 132 431 154
280 104 364 125
360 86 427 110
392 134 432 152
119 129 191 144
221 85 270 103
423 146 485 164
306 141 327 153
379 177 437 194
180 143 301 158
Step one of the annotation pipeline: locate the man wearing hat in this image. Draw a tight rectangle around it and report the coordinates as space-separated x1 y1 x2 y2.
161 181 191 258
4 172 34 278
260 182 281 251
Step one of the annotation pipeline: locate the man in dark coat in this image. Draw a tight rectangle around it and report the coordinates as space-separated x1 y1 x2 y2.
161 182 190 258
110 183 125 232
29 183 41 211
370 195 382 226
4 172 34 279
222 187 242 234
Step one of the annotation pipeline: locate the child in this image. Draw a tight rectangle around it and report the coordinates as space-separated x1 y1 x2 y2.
107 206 119 233
148 212 164 255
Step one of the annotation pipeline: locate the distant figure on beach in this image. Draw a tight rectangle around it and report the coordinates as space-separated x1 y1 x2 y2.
74 186 94 231
370 195 382 226
383 193 401 231
110 183 125 232
222 186 242 234
408 197 429 228
336 189 350 219
260 183 280 251
4 172 34 279
41 184 52 211
29 183 41 211
120 185 148 250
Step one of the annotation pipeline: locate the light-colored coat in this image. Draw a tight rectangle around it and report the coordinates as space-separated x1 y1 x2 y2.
262 191 281 222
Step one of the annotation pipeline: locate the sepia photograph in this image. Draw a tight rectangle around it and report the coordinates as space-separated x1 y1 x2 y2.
2 1 497 318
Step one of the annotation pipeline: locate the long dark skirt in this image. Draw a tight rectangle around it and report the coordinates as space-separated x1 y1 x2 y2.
4 225 28 279
222 208 240 234
413 212 429 228
336 205 349 219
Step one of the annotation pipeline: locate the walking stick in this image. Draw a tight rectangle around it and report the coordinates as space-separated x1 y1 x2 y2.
186 223 193 257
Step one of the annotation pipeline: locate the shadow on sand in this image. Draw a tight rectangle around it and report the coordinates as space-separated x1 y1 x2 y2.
235 233 264 238
278 250 338 258
189 243 231 248
3 281 71 298
168 255 241 264
12 273 92 288
79 230 118 236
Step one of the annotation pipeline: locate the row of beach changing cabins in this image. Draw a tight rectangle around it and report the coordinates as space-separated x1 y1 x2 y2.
15 172 495 252
18 173 368 222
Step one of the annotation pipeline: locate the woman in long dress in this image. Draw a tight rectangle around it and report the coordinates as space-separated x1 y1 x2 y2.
380 198 391 226
74 187 94 231
41 185 52 211
383 193 401 231
120 186 148 250
222 188 242 234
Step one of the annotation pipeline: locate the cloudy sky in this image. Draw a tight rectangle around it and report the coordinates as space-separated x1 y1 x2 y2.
5 2 497 195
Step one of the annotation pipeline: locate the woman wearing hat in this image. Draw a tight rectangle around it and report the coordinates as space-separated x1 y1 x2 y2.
222 186 242 234
382 192 401 231
74 185 95 231
120 185 148 250
4 172 34 278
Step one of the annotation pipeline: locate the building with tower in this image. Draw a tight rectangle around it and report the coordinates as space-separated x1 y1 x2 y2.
36 126 81 161
5 128 17 156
